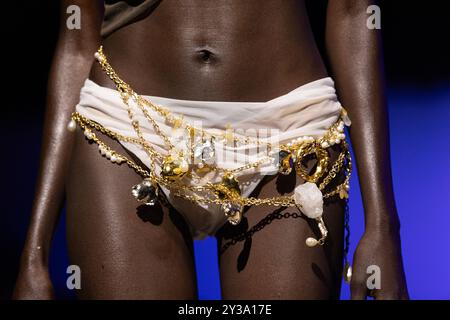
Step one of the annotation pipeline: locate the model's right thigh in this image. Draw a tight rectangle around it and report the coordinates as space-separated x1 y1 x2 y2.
65 129 197 299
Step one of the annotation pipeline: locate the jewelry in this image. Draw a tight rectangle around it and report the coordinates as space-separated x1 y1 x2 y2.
69 46 353 249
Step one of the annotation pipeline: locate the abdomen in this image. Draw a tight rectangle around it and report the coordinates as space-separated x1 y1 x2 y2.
90 0 328 101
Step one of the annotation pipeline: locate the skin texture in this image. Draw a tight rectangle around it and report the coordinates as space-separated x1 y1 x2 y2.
326 0 408 299
13 0 408 299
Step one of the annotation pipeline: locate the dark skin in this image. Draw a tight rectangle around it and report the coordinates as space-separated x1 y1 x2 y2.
13 0 408 299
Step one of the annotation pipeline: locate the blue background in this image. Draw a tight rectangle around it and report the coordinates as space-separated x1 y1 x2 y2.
1 1 449 300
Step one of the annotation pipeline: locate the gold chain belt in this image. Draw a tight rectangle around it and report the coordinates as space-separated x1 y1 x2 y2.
68 46 353 250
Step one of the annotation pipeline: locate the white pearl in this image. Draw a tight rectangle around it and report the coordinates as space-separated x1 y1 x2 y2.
94 52 101 60
67 119 77 132
305 237 318 247
115 157 123 164
110 155 117 163
321 142 329 149
197 163 204 169
84 129 93 140
339 133 346 140
105 151 111 159
335 139 341 144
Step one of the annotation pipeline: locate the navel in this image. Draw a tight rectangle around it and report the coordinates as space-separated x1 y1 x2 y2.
195 49 217 64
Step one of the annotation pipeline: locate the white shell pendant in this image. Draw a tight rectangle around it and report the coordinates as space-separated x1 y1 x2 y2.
294 182 323 219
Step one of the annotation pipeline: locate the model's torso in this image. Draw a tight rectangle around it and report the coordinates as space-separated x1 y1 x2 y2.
90 0 328 101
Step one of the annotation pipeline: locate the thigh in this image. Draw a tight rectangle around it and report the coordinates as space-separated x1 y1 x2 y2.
217 148 346 300
65 128 197 299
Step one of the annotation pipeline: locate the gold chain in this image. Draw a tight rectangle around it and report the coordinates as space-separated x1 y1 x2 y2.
72 111 352 207
72 46 353 209
95 46 345 151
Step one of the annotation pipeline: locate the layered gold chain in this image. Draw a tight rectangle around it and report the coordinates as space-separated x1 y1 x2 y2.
71 46 353 214
68 45 355 260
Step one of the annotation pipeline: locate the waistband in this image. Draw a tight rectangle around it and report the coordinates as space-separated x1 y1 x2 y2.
77 77 343 140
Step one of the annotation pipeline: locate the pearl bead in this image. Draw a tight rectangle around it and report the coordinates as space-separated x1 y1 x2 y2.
321 142 329 149
110 155 117 163
94 52 101 60
339 133 346 140
105 151 111 159
197 163 204 169
67 119 77 132
335 139 341 144
305 237 318 247
84 129 93 140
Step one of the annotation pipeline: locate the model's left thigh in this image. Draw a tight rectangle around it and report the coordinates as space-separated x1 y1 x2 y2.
217 171 346 299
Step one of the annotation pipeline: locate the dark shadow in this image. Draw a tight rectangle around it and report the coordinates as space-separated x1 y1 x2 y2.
275 169 296 194
312 262 330 290
237 237 252 272
168 206 195 257
135 202 164 225
157 190 195 257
